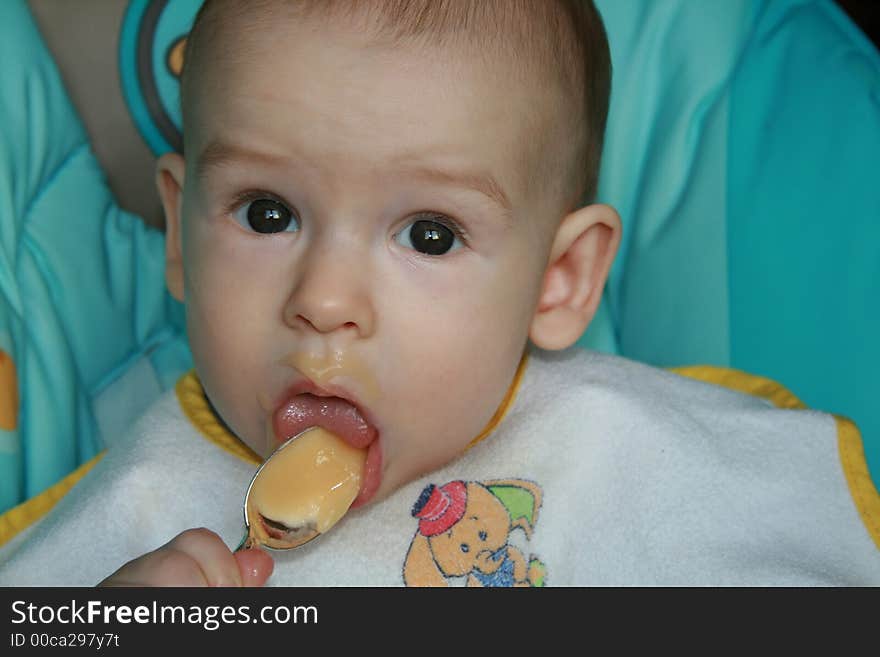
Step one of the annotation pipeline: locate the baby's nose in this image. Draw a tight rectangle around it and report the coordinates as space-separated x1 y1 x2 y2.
282 246 375 338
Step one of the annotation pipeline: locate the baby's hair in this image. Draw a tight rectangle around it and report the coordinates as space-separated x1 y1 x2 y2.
181 0 611 205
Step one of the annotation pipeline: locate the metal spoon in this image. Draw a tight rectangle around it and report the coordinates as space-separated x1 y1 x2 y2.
236 426 364 551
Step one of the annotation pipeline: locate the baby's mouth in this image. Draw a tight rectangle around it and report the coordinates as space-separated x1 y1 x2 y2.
274 392 374 447
272 387 382 507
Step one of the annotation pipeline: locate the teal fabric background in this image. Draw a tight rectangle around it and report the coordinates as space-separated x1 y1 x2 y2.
0 0 191 513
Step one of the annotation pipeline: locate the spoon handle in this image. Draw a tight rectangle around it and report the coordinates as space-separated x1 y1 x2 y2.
234 532 255 553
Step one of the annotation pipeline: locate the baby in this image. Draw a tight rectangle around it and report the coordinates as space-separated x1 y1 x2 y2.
0 0 877 586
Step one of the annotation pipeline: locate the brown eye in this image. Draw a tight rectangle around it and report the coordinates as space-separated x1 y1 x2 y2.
236 198 298 234
397 217 462 256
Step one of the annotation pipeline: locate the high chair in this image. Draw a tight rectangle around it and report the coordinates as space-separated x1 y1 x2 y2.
1 0 877 520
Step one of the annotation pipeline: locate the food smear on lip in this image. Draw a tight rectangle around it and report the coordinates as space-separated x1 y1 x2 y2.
283 350 380 407
245 426 367 550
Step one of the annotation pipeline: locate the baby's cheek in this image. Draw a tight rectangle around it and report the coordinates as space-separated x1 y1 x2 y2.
399 351 510 450
188 324 265 449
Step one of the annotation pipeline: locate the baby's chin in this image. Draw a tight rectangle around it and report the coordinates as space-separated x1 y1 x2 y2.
365 450 463 504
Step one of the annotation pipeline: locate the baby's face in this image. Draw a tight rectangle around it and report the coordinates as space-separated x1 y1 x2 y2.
172 15 567 506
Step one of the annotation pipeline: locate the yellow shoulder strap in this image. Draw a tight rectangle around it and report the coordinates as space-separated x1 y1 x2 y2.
0 452 104 548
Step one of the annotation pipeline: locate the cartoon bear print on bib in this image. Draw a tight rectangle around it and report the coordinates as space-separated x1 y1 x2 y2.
403 479 545 587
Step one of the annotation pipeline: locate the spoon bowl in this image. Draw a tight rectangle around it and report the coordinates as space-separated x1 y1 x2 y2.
237 426 366 551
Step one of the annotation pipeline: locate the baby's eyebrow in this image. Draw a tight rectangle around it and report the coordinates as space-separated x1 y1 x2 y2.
398 162 513 219
195 140 514 220
195 140 288 180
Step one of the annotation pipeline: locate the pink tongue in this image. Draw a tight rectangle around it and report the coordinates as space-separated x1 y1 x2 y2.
274 394 375 449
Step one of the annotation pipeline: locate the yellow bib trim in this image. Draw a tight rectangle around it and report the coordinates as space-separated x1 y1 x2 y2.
836 415 880 551
0 452 105 548
467 350 529 449
175 371 262 466
670 364 806 409
673 364 879 550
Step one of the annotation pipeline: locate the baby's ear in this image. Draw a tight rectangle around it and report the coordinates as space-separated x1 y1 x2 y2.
155 153 187 302
529 203 621 350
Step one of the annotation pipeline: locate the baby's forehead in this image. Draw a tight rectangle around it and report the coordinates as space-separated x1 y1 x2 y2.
188 1 579 91
185 1 587 214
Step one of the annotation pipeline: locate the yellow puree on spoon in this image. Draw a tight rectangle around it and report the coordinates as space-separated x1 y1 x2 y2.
242 427 367 550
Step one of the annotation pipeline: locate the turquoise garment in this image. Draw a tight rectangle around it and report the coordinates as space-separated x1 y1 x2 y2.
581 0 880 483
0 1 191 513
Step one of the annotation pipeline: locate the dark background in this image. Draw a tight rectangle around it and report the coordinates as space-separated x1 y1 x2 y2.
836 0 880 50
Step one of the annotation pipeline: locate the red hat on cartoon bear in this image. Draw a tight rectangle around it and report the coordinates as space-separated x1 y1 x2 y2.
411 481 467 536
